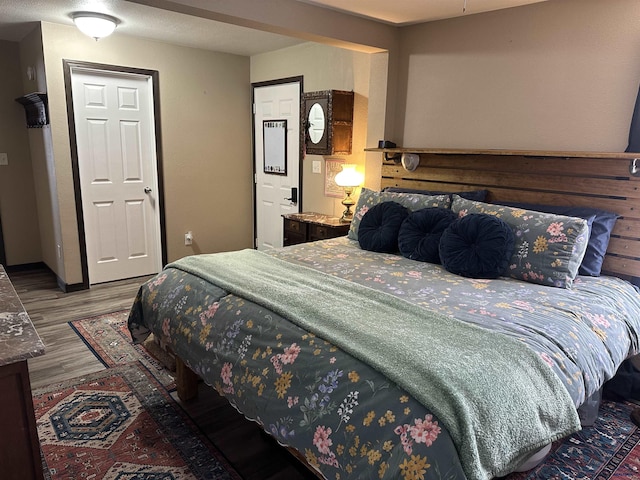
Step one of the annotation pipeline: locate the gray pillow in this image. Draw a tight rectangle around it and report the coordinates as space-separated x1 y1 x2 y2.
451 196 590 288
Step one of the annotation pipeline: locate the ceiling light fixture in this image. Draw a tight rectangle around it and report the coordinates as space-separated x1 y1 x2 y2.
72 12 119 40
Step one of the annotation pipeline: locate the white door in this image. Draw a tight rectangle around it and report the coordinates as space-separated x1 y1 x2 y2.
71 68 161 284
253 80 301 250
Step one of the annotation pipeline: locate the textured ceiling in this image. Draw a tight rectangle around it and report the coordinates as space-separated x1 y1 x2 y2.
0 0 549 55
0 0 303 56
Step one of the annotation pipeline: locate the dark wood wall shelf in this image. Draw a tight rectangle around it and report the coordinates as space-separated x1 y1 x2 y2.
365 147 640 159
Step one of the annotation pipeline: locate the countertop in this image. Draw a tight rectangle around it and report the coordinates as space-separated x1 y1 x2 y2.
0 265 45 366
282 212 351 227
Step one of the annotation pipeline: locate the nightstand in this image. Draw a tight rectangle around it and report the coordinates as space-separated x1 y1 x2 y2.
282 212 351 246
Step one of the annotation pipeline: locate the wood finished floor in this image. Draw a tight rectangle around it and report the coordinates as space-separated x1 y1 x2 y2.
10 266 318 480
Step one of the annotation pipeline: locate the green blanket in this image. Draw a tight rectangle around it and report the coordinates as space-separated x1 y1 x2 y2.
168 249 581 480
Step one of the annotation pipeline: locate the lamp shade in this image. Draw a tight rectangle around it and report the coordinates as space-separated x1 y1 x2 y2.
334 164 364 188
73 12 118 40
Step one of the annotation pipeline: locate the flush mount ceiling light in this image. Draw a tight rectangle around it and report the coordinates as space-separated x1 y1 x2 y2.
72 12 119 40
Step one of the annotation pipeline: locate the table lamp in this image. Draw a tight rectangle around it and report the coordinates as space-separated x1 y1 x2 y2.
334 164 364 221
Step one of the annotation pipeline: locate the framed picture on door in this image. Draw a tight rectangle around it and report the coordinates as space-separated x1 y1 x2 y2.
263 119 287 175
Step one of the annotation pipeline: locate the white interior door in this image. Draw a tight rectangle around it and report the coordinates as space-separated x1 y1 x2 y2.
71 68 161 284
253 80 301 250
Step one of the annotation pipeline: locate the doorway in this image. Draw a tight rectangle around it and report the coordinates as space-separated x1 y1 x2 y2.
252 77 303 250
65 61 166 286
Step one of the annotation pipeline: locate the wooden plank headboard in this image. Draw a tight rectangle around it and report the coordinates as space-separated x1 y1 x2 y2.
367 148 640 283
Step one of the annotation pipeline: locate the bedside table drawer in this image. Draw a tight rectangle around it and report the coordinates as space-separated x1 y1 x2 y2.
309 223 349 241
284 219 308 235
282 212 349 246
283 219 308 246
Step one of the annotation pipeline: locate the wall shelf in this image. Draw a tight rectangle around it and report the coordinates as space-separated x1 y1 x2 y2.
15 92 49 128
365 147 640 159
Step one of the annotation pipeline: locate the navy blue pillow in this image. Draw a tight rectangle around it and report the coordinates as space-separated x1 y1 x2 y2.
495 202 618 276
358 201 409 253
439 214 515 279
384 187 488 202
398 208 457 263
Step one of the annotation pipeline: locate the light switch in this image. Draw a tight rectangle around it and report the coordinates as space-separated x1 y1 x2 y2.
0 153 7 166
312 160 321 174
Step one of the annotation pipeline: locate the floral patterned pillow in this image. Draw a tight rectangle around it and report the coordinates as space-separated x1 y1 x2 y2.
451 196 590 288
348 188 451 241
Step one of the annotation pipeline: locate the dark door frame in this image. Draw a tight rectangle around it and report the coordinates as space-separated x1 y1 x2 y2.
251 75 304 248
63 59 167 289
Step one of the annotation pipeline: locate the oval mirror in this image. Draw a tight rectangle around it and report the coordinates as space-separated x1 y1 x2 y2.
308 102 325 144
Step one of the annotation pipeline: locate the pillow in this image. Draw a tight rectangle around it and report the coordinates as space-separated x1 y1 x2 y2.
384 187 488 202
580 210 618 275
358 201 409 253
349 188 451 241
439 214 515 279
494 202 618 276
398 207 458 263
451 196 590 288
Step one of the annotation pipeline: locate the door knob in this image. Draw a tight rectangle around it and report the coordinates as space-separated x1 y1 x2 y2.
144 186 152 194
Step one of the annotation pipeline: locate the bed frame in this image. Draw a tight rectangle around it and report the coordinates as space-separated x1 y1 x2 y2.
371 148 640 284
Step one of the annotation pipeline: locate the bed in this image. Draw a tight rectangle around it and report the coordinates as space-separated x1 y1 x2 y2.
128 149 640 480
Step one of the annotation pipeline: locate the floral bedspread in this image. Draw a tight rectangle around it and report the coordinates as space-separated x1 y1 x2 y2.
128 237 640 480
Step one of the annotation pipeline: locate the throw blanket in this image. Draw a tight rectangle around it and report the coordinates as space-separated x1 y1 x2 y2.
168 249 581 480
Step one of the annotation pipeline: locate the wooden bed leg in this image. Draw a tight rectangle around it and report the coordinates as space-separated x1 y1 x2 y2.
176 357 199 401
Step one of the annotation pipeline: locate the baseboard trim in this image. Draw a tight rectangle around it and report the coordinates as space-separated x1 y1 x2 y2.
4 262 48 273
56 275 87 293
4 262 88 293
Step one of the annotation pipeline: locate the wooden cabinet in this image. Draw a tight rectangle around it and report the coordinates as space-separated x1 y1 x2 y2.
0 266 45 480
303 90 354 155
0 361 43 480
283 212 350 246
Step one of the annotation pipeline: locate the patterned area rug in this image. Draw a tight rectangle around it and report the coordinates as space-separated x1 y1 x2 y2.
503 399 640 479
70 310 176 390
34 362 240 480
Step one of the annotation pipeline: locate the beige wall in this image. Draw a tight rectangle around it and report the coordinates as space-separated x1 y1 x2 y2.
39 22 253 285
18 26 65 278
0 39 41 266
251 43 386 216
396 0 640 151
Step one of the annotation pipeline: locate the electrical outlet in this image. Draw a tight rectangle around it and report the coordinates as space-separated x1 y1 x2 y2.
0 153 8 166
185 231 193 246
312 160 321 174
